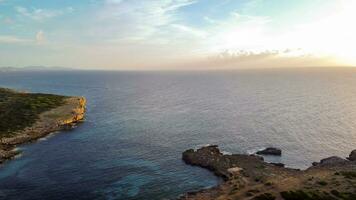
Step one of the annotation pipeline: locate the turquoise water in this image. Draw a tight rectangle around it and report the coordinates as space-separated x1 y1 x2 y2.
1 69 356 199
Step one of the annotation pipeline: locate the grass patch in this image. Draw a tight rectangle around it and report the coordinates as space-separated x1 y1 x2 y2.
280 190 356 200
253 193 276 200
280 190 335 200
246 189 260 197
0 88 67 136
265 182 273 186
340 171 356 179
317 181 328 186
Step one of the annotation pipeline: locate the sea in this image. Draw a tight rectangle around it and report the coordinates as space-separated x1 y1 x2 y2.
0 68 356 200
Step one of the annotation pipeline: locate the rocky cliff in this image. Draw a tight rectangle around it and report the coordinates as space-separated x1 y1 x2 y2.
0 96 86 163
181 145 356 200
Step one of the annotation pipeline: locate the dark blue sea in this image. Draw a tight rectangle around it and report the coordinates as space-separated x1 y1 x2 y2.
0 68 356 200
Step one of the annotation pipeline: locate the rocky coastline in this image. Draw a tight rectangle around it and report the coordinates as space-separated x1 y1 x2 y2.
0 96 86 164
180 145 356 200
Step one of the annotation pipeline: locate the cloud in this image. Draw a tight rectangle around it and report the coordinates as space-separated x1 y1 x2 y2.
0 35 31 44
190 50 337 69
1 0 353 69
35 30 46 44
0 31 47 45
171 24 207 38
15 6 72 21
200 12 273 54
199 1 356 66
95 0 197 43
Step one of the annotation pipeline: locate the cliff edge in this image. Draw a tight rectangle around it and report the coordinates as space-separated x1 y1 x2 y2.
181 145 356 200
0 90 86 164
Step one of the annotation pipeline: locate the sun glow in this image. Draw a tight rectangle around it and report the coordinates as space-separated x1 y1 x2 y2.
304 1 356 65
1 0 356 69
207 1 356 66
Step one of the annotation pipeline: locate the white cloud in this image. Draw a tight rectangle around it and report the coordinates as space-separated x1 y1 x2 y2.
35 30 46 44
165 49 337 70
15 6 72 21
198 1 356 66
277 1 356 64
200 12 273 54
0 35 31 44
0 31 46 45
95 0 196 43
2 0 352 69
171 24 207 38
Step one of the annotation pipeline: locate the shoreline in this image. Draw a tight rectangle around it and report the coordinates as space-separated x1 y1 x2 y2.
0 96 86 164
180 145 356 200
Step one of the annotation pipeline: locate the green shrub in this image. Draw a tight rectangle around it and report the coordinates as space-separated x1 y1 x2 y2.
317 181 328 186
253 193 276 200
0 88 67 136
280 190 337 200
340 171 356 179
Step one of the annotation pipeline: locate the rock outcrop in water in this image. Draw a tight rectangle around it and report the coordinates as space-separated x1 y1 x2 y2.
0 96 86 164
180 145 356 200
348 150 356 161
256 147 282 156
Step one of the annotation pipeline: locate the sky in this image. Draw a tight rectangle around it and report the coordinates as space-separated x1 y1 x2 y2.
0 0 356 70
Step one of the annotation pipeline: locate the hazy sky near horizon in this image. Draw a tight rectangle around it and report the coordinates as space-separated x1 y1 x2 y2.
1 0 356 70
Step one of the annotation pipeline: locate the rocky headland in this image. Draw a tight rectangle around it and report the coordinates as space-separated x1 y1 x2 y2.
0 88 86 164
180 145 356 200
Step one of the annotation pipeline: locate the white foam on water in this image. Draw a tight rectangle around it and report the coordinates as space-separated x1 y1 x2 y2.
38 131 59 141
194 144 212 150
246 147 267 155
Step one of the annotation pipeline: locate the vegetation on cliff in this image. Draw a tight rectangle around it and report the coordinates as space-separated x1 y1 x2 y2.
0 88 67 136
0 87 85 164
181 145 356 200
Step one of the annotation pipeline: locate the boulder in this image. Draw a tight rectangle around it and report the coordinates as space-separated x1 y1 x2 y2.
256 147 282 156
320 156 347 165
314 156 348 167
347 150 356 161
227 167 243 174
